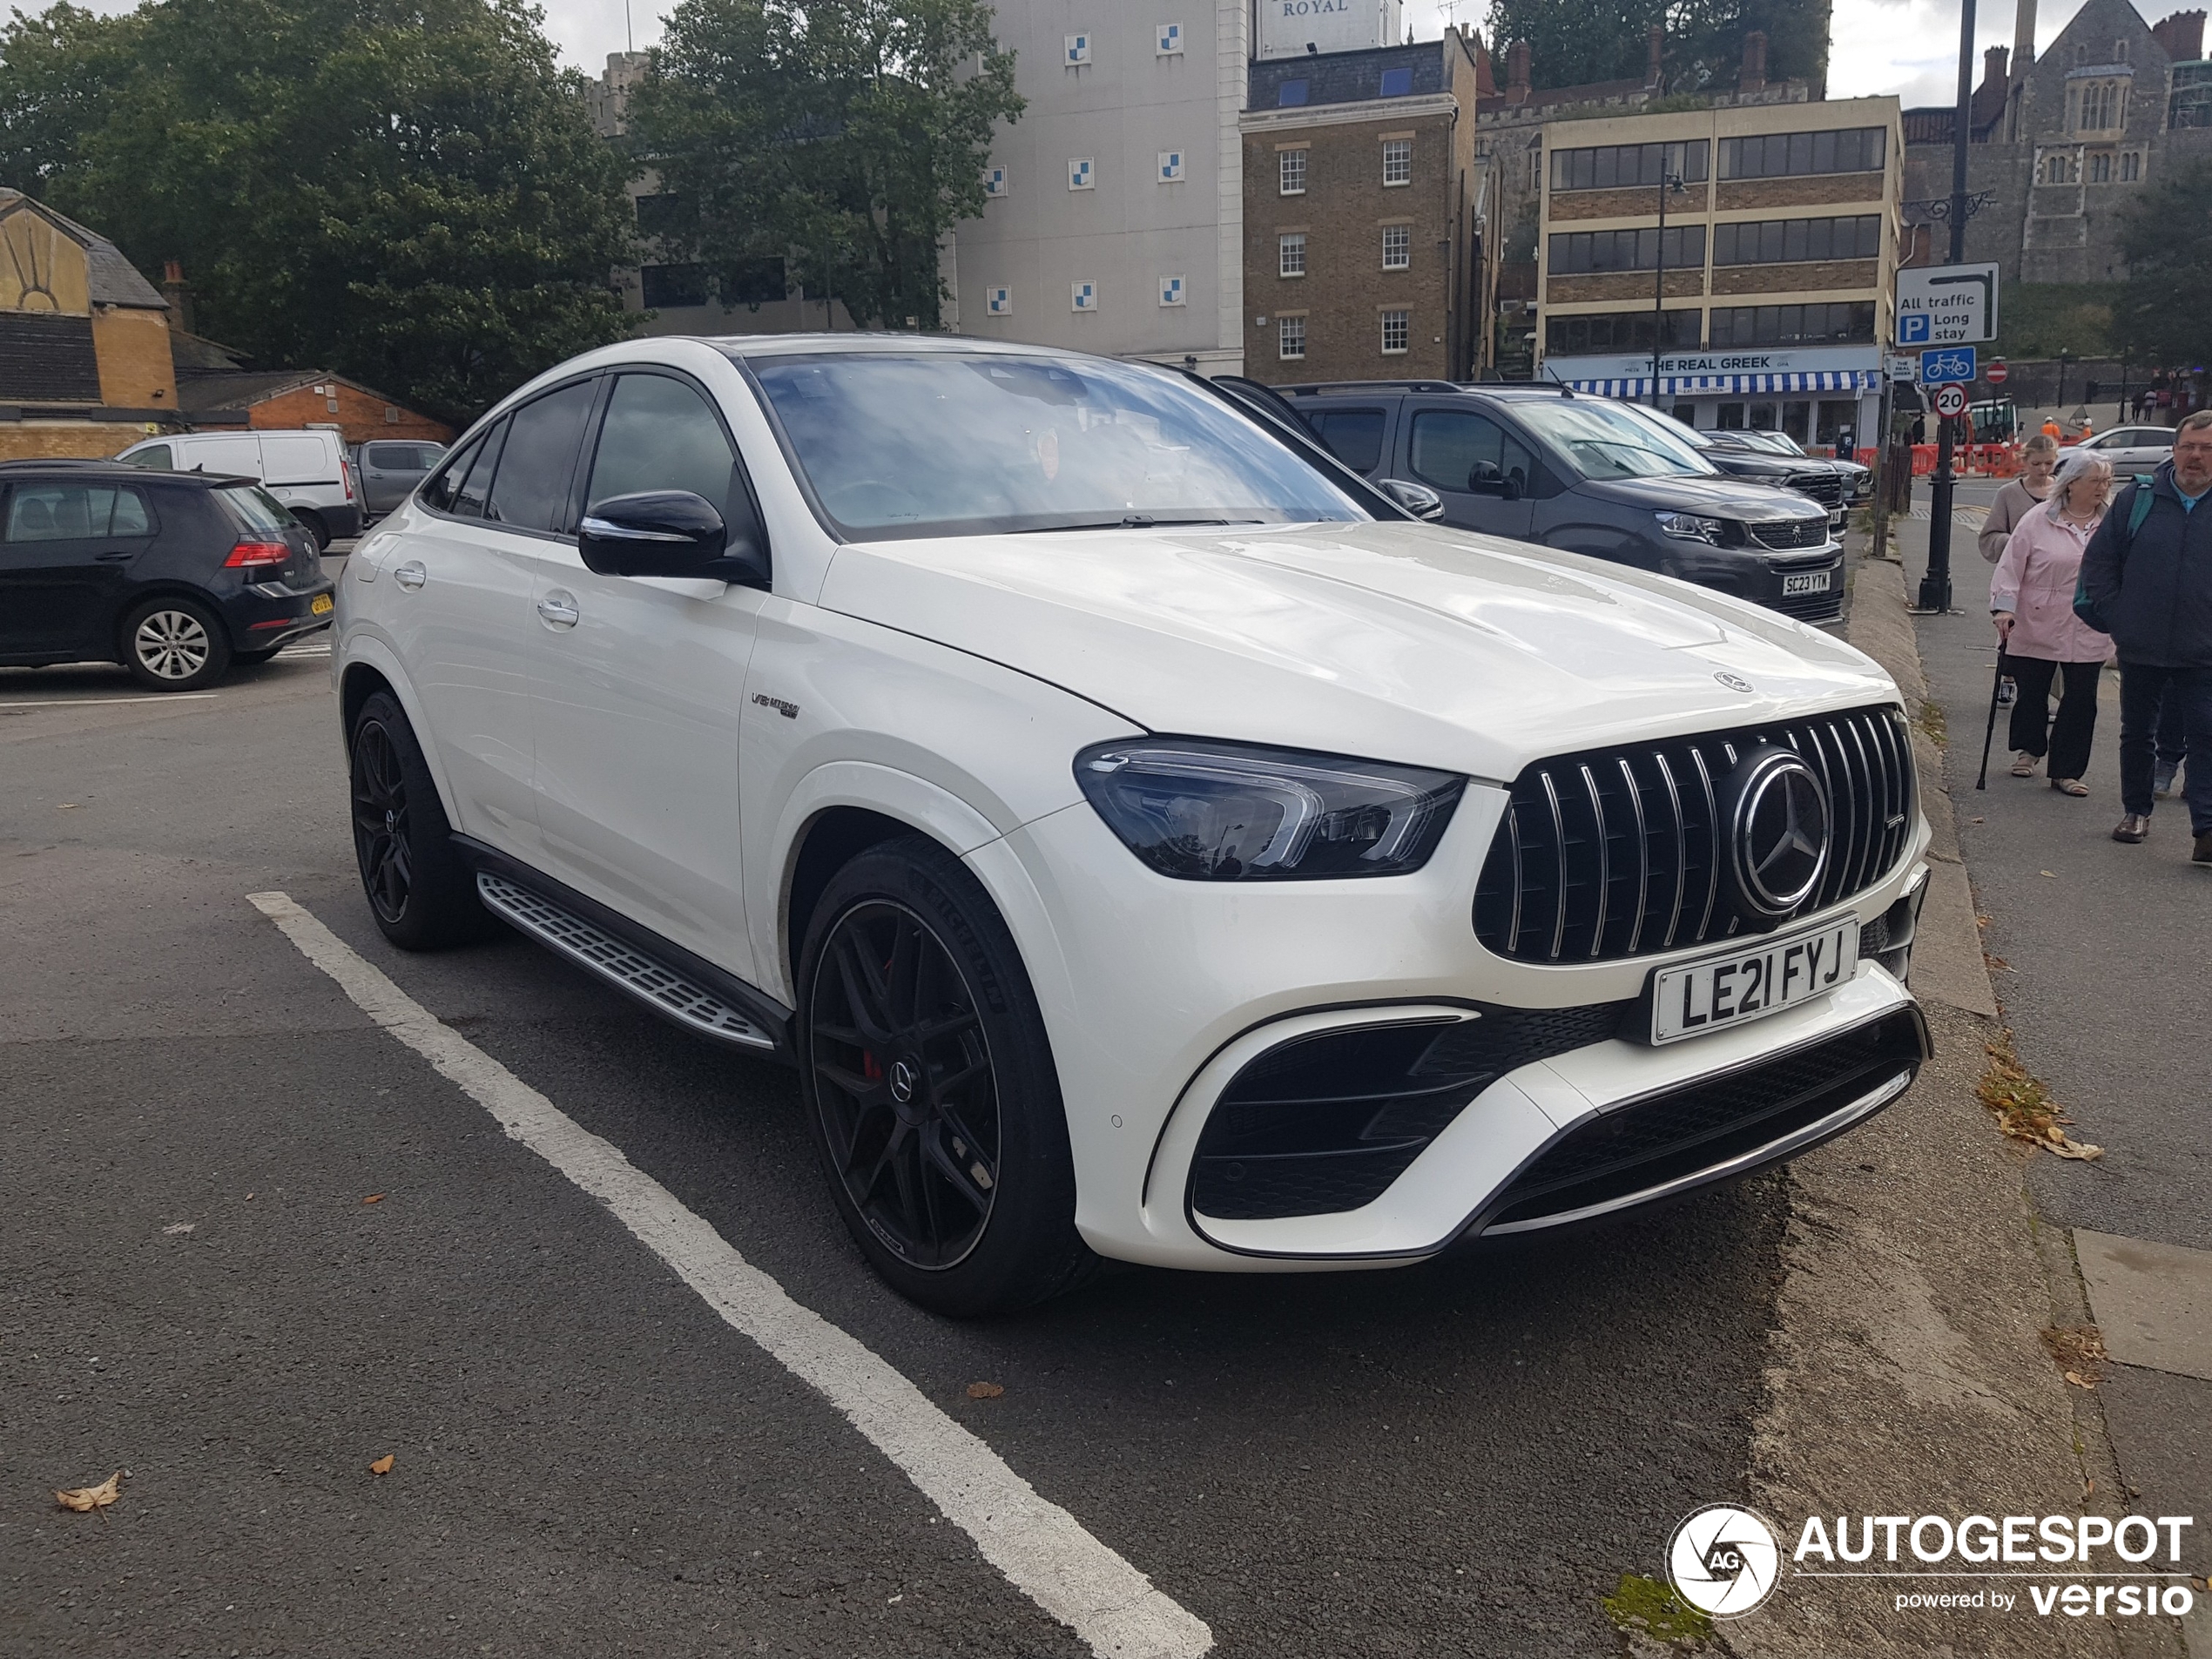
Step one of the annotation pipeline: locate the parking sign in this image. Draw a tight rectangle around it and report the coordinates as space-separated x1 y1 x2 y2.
1896 263 2000 346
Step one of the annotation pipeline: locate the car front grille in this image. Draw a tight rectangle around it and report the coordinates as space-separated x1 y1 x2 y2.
1786 470 1844 508
1472 704 1916 964
1764 584 1845 624
1749 518 1829 550
1190 1001 1631 1220
1478 1007 1927 1230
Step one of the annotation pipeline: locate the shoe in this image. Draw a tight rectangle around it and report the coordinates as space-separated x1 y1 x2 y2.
2113 814 2151 843
1997 676 2018 706
2155 762 2180 799
2010 752 2038 777
2052 778 2089 796
2195 831 2212 865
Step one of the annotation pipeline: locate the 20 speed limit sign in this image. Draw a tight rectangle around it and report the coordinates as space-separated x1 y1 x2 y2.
1932 383 1969 420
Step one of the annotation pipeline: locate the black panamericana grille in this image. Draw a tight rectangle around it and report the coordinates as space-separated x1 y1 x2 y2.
1190 1002 1631 1221
1473 704 1916 964
1785 470 1844 509
1749 518 1830 550
1479 1008 1927 1230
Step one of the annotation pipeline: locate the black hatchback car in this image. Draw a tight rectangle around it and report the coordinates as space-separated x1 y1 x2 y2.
0 460 334 691
1237 381 1844 626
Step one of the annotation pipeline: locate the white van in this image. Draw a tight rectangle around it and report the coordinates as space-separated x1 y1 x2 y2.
115 428 361 549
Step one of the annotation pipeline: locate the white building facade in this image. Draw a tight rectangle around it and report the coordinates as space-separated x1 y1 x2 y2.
949 3 1258 371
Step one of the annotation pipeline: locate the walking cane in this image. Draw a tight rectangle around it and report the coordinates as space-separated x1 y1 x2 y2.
1975 646 2006 790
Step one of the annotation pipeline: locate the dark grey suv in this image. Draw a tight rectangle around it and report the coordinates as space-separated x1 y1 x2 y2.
1243 381 1844 626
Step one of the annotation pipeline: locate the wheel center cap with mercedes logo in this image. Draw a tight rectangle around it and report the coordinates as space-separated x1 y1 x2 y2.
1727 749 1831 921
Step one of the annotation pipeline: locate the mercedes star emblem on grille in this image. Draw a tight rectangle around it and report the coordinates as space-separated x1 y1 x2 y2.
1728 751 1831 919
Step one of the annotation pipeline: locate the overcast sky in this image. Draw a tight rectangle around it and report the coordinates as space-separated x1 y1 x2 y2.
529 0 2107 110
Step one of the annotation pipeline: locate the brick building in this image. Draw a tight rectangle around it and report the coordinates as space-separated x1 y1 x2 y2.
1534 93 1905 448
172 367 452 446
1240 31 1494 382
0 190 184 460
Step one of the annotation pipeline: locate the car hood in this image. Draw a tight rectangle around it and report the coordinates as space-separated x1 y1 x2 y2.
1577 473 1826 523
817 521 1896 782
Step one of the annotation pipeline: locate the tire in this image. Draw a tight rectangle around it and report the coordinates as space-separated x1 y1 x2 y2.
120 596 232 691
797 835 1096 1317
347 691 493 950
293 509 330 551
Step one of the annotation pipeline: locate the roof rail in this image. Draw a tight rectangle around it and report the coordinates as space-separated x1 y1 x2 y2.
1272 380 1466 397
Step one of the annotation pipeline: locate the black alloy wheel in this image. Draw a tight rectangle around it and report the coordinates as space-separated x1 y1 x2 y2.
346 690 491 950
809 900 1001 1270
797 836 1094 1315
351 717 413 927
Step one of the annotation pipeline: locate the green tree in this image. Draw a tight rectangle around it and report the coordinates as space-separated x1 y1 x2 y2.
1482 0 1826 97
0 0 638 424
629 0 1022 331
2111 160 2212 369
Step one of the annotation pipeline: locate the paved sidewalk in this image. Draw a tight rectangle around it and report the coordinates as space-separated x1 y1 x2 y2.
1899 514 2212 1612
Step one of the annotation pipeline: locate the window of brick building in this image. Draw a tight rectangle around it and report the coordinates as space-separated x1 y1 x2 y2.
1380 309 1410 353
1279 233 1306 277
1382 225 1410 269
1382 138 1413 185
1279 149 1306 194
2121 150 2141 180
1278 314 1306 359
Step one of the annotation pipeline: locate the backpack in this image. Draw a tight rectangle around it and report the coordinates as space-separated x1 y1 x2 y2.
2072 474 2155 632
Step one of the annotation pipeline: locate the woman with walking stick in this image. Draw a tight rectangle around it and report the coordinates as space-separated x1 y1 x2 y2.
1991 448 2115 795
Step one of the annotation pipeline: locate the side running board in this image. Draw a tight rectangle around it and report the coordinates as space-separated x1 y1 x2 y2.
475 873 778 1052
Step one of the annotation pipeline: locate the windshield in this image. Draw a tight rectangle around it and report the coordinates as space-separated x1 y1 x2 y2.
1514 399 1716 480
744 351 1371 540
1743 431 1810 456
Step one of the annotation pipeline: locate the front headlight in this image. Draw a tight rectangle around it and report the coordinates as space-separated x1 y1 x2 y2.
1654 510 1725 543
1074 738 1464 880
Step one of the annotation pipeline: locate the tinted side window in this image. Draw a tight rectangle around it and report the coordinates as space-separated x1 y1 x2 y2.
584 373 742 523
451 423 507 519
487 381 598 533
365 442 418 469
3 483 154 541
126 444 172 469
1410 410 1533 494
1309 408 1386 473
421 433 484 513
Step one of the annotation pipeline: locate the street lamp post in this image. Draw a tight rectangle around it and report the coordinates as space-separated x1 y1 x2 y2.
1916 0 1976 613
1649 160 1687 407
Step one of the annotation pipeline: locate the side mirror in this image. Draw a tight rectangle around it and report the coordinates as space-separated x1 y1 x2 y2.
578 489 769 586
1376 477 1445 521
1465 460 1520 501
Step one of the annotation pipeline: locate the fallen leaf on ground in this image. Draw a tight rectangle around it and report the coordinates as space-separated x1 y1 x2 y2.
2040 870 2058 878
162 1221 195 1236
965 1382 1004 1400
368 1453 395 1475
54 1472 122 1512
361 1194 384 1205
2063 1370 2095 1389
1970 816 1985 824
57 803 78 810
2047 1136 2104 1160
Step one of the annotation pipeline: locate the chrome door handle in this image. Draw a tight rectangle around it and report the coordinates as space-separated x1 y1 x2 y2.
536 590 580 629
392 561 427 590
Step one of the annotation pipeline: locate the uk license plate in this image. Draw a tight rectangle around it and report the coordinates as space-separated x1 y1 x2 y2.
1649 918 1859 1044
1782 570 1832 597
311 594 334 615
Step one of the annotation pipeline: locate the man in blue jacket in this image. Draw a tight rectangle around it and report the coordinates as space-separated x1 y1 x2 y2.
2080 410 2212 856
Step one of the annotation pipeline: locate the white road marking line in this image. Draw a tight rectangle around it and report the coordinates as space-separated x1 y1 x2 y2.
0 692 219 708
246 890 1211 1659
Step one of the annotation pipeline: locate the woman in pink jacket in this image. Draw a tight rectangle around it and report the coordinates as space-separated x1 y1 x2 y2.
1991 448 2115 794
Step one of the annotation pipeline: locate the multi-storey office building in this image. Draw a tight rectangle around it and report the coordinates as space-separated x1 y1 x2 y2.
1534 97 1905 448
1240 32 1495 382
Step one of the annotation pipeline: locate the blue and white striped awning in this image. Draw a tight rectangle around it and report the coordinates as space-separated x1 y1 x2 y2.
1563 369 1884 396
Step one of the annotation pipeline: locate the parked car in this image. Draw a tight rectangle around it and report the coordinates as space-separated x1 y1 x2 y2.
115 428 361 550
0 459 332 690
2074 424 2175 475
334 334 1930 1315
1723 428 1873 505
1608 405 1851 529
1237 379 1844 625
352 438 447 519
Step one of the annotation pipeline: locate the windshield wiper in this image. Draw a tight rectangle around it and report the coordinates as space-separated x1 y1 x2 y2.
1011 515 1260 532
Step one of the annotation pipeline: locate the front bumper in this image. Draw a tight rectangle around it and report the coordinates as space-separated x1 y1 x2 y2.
975 785 1932 1273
